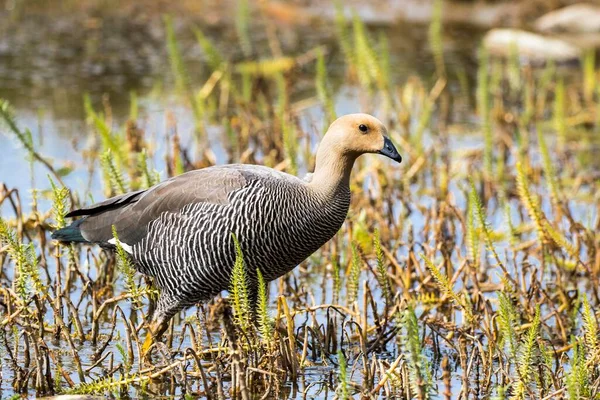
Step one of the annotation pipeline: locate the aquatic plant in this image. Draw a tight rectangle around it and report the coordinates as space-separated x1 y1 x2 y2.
347 242 361 305
316 47 336 127
100 150 128 196
373 229 391 307
477 45 493 177
230 234 251 333
256 267 273 344
1 7 599 399
400 305 432 399
422 253 472 322
428 0 445 78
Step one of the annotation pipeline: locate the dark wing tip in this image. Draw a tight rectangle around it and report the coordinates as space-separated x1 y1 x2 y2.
65 209 89 218
64 189 146 219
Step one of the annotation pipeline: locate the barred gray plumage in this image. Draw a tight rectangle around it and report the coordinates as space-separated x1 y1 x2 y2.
51 113 402 352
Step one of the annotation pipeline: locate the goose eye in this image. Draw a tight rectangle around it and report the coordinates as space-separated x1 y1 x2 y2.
358 124 368 133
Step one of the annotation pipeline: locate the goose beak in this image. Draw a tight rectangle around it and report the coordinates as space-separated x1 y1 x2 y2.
378 136 402 163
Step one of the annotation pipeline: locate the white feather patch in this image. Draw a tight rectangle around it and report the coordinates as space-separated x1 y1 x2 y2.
108 238 133 254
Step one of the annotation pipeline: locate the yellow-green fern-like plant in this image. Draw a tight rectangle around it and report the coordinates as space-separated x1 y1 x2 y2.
497 292 518 359
413 91 435 153
165 15 192 96
513 306 540 399
347 243 361 304
516 162 579 262
0 99 37 163
332 256 341 305
470 181 504 270
137 149 160 189
566 339 591 399
466 189 480 268
543 220 580 262
582 295 598 358
421 253 473 322
111 226 144 305
101 150 128 196
373 229 391 307
515 162 546 243
351 14 375 89
230 234 251 333
256 268 273 345
337 349 349 400
49 177 69 230
0 218 44 304
66 373 149 395
400 305 433 399
334 4 354 72
537 126 561 207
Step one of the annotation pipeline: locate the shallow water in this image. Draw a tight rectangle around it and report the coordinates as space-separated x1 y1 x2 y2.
0 2 482 205
1 1 599 399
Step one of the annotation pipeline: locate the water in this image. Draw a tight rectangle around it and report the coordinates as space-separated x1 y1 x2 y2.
1 5 468 397
0 2 483 208
2 1 599 399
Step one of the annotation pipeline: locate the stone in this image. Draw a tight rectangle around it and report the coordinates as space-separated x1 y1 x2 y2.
483 29 581 63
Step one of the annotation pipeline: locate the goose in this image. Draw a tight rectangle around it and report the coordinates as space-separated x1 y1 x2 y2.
52 113 402 353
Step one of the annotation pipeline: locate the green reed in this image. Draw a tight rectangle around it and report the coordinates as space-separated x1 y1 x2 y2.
316 48 336 127
477 45 493 177
235 0 252 57
164 15 203 132
194 26 225 71
582 49 596 104
428 0 445 79
553 78 567 146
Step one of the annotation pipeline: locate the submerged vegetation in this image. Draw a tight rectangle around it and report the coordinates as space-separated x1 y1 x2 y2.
1 2 600 399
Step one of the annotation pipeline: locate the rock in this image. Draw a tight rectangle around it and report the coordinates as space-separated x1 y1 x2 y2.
483 29 581 63
557 32 600 50
535 3 600 33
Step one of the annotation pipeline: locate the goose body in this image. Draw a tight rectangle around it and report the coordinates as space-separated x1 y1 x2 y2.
52 113 402 349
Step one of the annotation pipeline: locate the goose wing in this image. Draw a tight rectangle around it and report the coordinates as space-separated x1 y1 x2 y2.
55 167 247 247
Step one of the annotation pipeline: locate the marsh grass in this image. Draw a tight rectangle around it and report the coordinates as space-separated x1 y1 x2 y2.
0 6 600 400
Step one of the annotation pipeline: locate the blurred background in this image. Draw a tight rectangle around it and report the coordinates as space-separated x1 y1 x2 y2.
2 0 599 199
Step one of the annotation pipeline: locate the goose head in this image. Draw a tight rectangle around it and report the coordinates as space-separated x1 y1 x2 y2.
323 113 402 163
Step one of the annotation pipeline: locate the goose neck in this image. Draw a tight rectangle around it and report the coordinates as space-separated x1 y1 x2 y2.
308 152 356 197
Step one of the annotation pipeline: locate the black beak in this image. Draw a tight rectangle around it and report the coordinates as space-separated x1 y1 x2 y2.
378 136 402 163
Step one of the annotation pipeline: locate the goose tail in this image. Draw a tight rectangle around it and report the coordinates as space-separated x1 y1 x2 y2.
51 219 89 243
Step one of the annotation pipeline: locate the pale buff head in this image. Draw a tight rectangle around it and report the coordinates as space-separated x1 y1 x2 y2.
311 113 402 189
321 113 402 162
